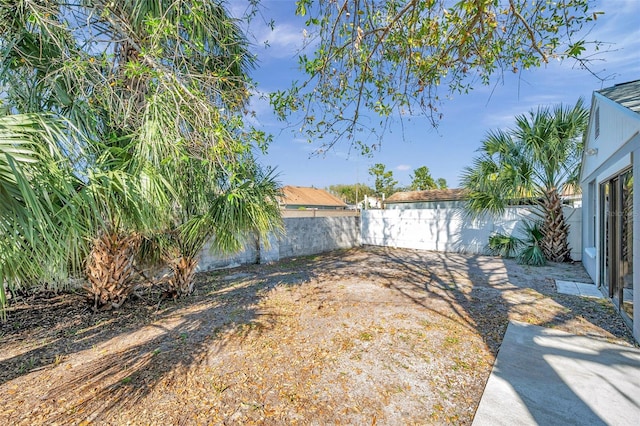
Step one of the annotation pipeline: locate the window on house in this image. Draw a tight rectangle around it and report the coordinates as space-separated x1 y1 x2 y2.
595 106 600 139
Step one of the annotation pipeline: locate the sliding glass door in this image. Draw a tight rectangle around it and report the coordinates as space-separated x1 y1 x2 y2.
601 169 634 323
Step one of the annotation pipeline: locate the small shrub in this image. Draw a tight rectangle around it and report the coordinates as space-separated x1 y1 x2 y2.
517 222 546 266
486 233 523 258
517 244 546 266
485 222 546 266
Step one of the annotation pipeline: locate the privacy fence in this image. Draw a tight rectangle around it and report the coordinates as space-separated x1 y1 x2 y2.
198 216 361 271
360 207 581 261
196 206 582 272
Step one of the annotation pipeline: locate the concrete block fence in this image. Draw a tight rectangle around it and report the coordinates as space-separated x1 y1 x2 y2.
195 206 582 272
197 216 361 272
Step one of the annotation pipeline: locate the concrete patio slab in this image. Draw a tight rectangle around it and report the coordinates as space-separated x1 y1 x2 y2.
473 321 640 426
556 280 603 298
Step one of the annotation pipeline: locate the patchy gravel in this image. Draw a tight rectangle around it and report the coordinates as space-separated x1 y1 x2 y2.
0 246 635 425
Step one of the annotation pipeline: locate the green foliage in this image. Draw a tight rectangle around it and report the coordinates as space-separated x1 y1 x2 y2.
368 163 398 198
272 0 601 153
200 162 283 257
486 222 545 266
0 114 91 317
512 99 589 194
409 166 447 191
327 183 375 205
410 166 437 191
0 1 277 314
516 222 546 266
486 233 523 259
461 99 588 262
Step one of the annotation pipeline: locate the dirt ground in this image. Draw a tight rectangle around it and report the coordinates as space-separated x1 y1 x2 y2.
0 246 636 425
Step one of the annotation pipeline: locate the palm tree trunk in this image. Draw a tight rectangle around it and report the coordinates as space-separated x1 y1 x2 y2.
540 188 571 262
255 233 261 264
168 256 199 296
85 232 141 310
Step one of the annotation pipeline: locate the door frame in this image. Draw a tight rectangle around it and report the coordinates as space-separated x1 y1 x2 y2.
599 167 633 324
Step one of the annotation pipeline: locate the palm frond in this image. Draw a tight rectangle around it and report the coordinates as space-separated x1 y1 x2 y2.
486 233 523 258
0 113 90 317
516 222 546 266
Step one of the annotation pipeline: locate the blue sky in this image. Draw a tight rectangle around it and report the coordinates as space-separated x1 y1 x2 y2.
236 0 640 191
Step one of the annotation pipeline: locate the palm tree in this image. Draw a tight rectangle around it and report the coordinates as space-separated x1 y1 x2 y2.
78 1 259 308
0 1 276 311
161 157 283 296
80 145 172 309
461 99 588 262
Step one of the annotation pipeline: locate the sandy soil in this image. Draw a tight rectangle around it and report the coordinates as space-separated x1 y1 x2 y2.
0 246 635 425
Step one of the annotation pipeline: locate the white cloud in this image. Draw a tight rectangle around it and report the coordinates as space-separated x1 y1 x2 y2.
396 164 412 171
244 89 276 127
254 23 307 59
228 2 248 20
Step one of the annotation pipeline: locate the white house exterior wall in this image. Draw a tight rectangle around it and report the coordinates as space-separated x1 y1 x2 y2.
581 93 640 180
581 89 640 342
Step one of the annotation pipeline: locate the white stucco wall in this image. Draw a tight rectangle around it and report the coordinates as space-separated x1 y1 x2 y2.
361 207 582 260
385 200 467 210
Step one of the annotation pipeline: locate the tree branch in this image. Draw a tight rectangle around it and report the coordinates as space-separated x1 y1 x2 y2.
509 0 548 63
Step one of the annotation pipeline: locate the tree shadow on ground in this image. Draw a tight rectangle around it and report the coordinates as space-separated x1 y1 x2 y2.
0 251 348 423
474 321 640 425
375 245 637 424
1 246 637 424
377 246 634 350
370 246 512 353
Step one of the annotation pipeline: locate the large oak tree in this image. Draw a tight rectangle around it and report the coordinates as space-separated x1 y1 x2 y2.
272 0 602 154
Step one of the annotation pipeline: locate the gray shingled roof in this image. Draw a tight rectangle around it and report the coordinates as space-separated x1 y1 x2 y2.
597 79 640 114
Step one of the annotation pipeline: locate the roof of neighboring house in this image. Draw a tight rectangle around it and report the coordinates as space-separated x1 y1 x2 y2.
279 186 347 207
598 79 640 114
385 188 468 203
